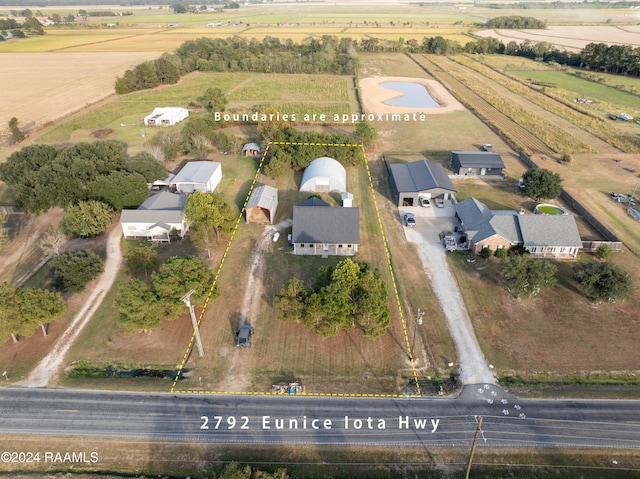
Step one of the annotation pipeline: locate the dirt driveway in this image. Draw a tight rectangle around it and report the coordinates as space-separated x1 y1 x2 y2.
399 203 496 386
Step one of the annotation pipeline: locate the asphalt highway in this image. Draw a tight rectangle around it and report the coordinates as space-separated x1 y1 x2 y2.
1 384 640 448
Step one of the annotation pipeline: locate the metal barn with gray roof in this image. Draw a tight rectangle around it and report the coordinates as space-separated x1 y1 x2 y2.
388 159 457 207
245 184 278 224
451 151 505 176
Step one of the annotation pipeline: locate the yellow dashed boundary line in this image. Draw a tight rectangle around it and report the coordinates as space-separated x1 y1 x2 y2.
171 142 421 397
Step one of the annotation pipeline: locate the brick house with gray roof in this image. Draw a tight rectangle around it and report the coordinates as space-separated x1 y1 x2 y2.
291 199 359 256
455 197 582 258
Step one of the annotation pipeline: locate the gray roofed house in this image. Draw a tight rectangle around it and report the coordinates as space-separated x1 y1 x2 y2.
246 184 278 224
389 160 456 207
455 197 582 258
291 202 360 256
120 191 189 242
451 151 505 176
120 209 188 242
138 191 187 211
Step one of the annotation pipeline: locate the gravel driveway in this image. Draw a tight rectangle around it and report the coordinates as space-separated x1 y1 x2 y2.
400 203 496 385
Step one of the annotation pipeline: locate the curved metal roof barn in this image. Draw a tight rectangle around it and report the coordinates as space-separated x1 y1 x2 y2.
299 157 347 193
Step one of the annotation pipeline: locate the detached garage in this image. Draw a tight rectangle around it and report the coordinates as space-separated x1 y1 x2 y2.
299 157 347 193
389 160 457 207
143 107 189 127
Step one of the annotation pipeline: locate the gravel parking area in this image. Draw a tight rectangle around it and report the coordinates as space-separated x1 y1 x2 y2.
400 203 497 385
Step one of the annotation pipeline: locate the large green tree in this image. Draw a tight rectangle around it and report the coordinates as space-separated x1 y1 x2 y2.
124 243 158 276
276 259 390 339
152 256 212 313
61 201 114 238
116 279 163 335
48 249 104 292
125 152 168 182
0 283 65 343
501 254 558 298
200 87 228 113
88 170 148 210
184 191 236 256
520 168 563 200
573 261 633 303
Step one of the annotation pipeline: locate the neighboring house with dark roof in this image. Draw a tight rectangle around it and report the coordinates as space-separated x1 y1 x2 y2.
300 157 347 193
242 142 262 157
169 161 222 194
455 197 582 258
120 191 189 242
451 151 505 176
389 160 457 207
291 199 360 256
246 184 278 224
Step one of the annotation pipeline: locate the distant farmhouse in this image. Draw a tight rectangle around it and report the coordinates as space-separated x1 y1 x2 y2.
120 191 189 242
451 151 505 176
169 161 222 194
291 198 359 256
246 184 278 224
143 107 189 127
389 159 456 207
299 157 347 193
456 197 582 258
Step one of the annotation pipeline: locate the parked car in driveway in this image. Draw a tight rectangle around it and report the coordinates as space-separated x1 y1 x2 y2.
403 213 416 227
236 325 254 347
420 197 431 207
435 198 445 208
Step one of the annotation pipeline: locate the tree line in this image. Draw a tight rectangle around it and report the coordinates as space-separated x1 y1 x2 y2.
276 259 390 339
115 35 359 94
0 16 44 39
0 141 167 215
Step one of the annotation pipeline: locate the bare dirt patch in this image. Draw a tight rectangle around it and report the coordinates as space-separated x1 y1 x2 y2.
359 76 465 115
476 26 640 52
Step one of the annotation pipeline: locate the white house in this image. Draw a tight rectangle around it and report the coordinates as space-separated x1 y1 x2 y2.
143 107 189 127
120 191 189 242
169 161 222 194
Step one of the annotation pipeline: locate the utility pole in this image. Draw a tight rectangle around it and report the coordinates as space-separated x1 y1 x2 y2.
465 416 483 479
180 289 204 357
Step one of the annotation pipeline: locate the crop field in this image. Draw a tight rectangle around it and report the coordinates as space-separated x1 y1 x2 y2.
476 25 640 52
0 51 160 136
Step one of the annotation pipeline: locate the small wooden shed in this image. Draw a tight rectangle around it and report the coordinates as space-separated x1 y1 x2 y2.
246 185 278 224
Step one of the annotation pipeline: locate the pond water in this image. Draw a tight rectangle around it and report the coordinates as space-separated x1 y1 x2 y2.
380 82 440 108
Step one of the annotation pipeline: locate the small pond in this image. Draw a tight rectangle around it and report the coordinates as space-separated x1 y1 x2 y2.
380 82 440 108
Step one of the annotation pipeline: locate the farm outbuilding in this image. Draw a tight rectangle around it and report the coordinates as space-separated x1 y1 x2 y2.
389 159 456 207
242 142 262 157
246 185 278 224
299 157 347 193
451 151 505 176
143 107 189 127
169 161 222 194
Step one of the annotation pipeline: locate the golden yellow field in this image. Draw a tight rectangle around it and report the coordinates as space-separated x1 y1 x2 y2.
0 52 159 133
